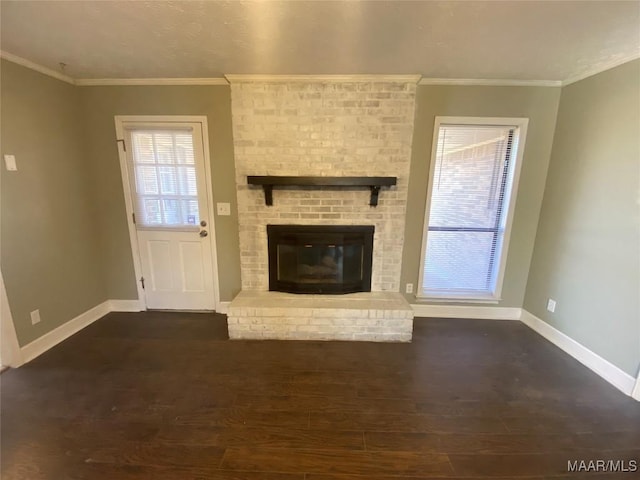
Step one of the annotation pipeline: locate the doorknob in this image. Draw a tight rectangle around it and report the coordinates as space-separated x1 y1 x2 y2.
199 230 208 237
200 220 207 227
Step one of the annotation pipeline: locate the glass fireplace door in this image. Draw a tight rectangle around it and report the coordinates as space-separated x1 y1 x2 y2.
267 225 374 294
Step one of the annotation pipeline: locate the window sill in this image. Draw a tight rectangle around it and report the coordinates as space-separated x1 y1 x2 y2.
415 295 501 305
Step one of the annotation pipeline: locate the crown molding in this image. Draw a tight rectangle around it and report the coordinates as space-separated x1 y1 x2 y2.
561 52 640 86
418 77 561 87
75 77 229 86
225 74 422 84
0 50 75 85
0 51 229 86
3 47 637 90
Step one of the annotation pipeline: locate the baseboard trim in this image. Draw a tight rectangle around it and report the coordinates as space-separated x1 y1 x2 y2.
216 301 230 314
520 309 636 397
108 299 144 312
16 296 233 365
20 300 111 364
13 297 639 402
19 298 145 365
411 304 521 320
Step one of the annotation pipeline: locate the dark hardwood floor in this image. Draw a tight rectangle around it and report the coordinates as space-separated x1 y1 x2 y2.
1 312 639 479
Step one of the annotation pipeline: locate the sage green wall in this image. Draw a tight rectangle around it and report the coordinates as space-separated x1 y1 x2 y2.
524 60 640 377
0 60 107 346
79 85 241 302
401 85 561 307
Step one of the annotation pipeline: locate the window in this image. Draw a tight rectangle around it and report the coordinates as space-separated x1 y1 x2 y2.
418 117 528 301
128 129 200 228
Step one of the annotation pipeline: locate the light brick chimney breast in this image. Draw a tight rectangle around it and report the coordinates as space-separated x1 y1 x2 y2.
230 80 417 292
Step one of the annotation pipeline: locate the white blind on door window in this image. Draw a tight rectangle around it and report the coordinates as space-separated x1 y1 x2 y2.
129 129 200 228
422 124 517 298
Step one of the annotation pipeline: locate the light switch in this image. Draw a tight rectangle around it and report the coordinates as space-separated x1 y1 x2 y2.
216 202 231 216
547 298 556 313
4 154 17 171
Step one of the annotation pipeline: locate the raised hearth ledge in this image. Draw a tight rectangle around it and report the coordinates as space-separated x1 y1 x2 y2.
227 291 414 342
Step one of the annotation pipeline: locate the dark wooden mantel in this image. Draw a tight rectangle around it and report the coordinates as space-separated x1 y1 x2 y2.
247 176 397 207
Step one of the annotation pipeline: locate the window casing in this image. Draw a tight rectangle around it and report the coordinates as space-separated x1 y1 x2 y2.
418 117 528 301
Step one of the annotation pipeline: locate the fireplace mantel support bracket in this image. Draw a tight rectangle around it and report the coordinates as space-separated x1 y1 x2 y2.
369 186 381 207
247 176 397 207
263 185 274 206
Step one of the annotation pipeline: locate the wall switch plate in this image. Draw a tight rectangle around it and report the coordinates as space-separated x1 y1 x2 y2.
4 154 17 171
30 309 41 325
405 283 414 294
547 298 556 313
216 202 231 216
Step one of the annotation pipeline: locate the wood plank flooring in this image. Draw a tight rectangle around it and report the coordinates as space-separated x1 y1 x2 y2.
1 312 639 479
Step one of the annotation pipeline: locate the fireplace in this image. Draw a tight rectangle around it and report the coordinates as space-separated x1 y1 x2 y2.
267 225 374 294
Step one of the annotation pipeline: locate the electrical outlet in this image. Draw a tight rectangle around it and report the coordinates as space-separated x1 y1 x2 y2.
30 309 41 325
405 283 414 294
547 298 556 313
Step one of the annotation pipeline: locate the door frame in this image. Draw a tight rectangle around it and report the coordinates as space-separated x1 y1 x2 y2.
1 270 23 367
114 115 221 311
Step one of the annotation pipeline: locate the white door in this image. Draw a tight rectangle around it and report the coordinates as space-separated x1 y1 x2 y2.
121 122 216 310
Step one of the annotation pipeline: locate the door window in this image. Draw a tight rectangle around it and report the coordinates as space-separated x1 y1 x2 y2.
129 129 200 228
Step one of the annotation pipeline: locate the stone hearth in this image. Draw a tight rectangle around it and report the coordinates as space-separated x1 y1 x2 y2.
228 291 414 342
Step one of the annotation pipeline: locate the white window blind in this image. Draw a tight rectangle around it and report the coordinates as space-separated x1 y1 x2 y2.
129 129 200 228
420 122 522 299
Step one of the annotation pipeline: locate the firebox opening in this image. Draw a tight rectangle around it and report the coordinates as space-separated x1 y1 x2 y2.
267 225 374 294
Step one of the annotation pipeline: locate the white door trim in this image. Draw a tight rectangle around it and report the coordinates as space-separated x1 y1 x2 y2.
199 117 222 312
633 375 640 401
1 270 23 367
115 118 146 310
114 115 221 311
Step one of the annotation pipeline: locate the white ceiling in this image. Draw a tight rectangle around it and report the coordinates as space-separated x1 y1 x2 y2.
1 0 639 83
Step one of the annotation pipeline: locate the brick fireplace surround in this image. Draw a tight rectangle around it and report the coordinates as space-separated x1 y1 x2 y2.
227 77 418 341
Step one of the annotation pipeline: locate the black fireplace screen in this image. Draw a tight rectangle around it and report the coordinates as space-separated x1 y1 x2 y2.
267 225 374 294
